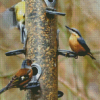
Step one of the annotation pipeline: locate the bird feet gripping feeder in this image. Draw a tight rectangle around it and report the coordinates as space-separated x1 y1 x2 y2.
23 63 42 94
4 0 27 56
58 49 78 58
57 29 77 58
24 63 64 98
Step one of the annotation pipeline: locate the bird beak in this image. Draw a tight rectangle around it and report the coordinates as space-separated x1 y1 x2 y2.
65 26 72 30
65 25 73 34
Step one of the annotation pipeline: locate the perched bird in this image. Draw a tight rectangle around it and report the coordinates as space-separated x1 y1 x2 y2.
0 59 33 94
65 25 96 60
9 0 26 45
1 0 26 47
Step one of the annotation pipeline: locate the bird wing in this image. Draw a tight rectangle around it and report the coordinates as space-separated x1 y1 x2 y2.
77 37 90 52
7 69 32 88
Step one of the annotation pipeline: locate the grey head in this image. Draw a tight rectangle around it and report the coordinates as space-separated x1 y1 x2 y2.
65 26 82 37
21 59 32 69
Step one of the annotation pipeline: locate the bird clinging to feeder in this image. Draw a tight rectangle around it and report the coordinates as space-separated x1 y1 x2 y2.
0 59 33 94
65 25 96 60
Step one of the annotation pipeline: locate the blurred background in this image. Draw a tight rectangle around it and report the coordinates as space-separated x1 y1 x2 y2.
0 0 100 100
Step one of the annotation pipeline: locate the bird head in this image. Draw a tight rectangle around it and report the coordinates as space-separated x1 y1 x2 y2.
21 59 34 69
65 26 82 37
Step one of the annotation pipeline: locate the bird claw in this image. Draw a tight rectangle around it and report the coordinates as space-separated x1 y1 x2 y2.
21 82 41 94
58 49 77 58
66 52 78 59
46 7 56 11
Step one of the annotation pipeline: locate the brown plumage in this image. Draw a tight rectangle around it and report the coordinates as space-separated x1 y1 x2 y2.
65 26 96 60
0 59 33 94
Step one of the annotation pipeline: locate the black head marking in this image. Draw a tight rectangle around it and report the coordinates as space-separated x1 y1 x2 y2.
65 26 82 37
71 28 82 37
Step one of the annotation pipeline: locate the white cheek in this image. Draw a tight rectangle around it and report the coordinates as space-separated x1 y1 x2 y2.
69 31 78 36
73 32 78 36
69 30 76 35
69 30 73 33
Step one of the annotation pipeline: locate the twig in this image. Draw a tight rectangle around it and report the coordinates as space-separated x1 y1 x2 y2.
58 77 88 100
72 59 79 93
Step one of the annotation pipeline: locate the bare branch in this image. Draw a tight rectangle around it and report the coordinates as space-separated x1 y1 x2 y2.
58 77 88 100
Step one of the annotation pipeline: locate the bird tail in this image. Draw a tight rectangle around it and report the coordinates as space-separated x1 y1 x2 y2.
0 86 8 94
0 81 12 94
87 52 96 60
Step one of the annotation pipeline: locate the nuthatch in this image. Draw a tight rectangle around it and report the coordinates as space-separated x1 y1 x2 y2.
65 26 96 60
0 59 33 94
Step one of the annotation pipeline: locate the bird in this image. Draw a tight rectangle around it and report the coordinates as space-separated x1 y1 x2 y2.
65 25 96 60
9 0 26 45
1 0 27 49
0 59 33 94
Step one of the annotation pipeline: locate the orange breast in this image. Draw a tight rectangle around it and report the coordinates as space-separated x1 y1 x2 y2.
15 69 33 86
15 69 30 76
69 34 86 54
